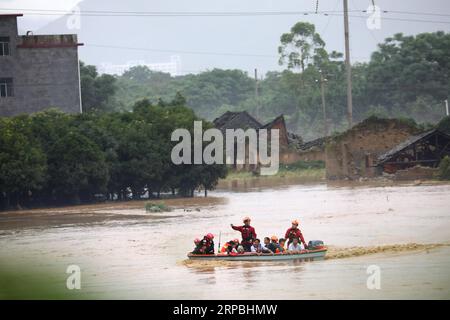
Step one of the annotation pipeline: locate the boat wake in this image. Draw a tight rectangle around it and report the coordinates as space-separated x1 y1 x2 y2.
325 243 448 260
179 259 239 269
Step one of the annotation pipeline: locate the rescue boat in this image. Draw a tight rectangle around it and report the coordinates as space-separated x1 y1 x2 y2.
188 247 327 262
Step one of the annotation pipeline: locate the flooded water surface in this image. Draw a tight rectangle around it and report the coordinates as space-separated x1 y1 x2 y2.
0 183 449 299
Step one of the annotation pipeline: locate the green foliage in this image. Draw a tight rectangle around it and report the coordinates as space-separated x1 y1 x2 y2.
0 117 47 208
279 160 325 171
80 62 120 112
438 116 450 134
0 99 227 209
145 202 171 212
92 30 450 141
438 156 450 180
278 22 326 72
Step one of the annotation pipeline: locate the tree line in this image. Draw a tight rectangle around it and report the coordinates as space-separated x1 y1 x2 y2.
0 99 227 210
81 27 450 141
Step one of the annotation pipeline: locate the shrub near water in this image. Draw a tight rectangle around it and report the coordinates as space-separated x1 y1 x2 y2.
438 156 450 180
145 202 172 212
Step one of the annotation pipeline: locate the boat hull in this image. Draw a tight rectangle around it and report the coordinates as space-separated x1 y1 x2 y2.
187 248 327 262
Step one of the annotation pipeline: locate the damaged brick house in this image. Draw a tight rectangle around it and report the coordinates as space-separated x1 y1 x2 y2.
376 129 450 179
325 117 422 180
213 111 303 170
0 14 83 117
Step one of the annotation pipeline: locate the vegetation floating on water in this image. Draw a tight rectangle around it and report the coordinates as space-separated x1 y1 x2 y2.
145 202 172 213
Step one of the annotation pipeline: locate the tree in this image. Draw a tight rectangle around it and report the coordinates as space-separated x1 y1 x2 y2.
278 22 326 72
0 117 47 208
80 62 119 112
438 156 450 180
46 131 109 204
438 116 450 134
366 32 450 115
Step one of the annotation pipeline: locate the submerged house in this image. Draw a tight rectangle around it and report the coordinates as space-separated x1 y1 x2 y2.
213 111 301 169
325 117 421 180
377 129 450 177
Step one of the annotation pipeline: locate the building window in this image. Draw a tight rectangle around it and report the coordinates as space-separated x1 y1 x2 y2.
0 37 10 56
0 78 14 97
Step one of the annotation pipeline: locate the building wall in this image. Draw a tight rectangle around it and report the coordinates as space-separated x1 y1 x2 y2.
281 148 326 164
325 119 420 180
0 16 82 116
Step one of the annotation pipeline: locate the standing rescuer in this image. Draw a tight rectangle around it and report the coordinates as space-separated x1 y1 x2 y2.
231 217 257 252
285 220 307 249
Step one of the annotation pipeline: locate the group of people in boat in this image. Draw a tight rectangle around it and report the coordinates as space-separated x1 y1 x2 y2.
192 217 308 255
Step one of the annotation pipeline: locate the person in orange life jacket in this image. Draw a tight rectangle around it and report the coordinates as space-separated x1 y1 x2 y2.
266 235 281 253
285 220 307 249
225 240 239 254
220 238 240 253
192 233 215 254
231 217 256 252
251 238 272 255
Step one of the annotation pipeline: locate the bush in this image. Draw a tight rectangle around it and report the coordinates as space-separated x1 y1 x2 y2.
279 160 325 171
438 156 450 180
437 116 450 135
145 202 171 212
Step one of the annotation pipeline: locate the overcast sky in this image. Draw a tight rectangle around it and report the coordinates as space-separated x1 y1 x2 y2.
2 0 450 76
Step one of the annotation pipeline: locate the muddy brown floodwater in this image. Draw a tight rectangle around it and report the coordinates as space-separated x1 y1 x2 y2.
0 182 449 299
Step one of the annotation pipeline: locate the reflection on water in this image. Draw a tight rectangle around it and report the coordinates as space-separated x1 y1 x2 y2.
0 183 450 299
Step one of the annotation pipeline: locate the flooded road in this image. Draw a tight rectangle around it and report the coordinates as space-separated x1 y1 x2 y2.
0 183 449 299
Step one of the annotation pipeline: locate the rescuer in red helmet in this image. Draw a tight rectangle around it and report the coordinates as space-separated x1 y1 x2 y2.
285 220 307 249
231 217 257 252
192 233 215 254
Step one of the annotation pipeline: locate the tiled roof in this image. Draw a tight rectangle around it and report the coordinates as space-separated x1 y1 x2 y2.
213 111 262 131
377 129 450 164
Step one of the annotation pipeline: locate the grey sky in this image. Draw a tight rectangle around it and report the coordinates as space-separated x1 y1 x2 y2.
2 0 450 76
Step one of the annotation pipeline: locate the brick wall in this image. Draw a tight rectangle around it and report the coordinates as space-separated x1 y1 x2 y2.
326 119 421 180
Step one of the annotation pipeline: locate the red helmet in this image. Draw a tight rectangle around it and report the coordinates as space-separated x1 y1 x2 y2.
233 238 239 243
194 238 200 244
206 233 214 240
243 217 251 223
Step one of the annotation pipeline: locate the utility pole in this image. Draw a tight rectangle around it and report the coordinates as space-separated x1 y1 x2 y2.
255 68 260 120
317 72 329 136
445 99 449 116
343 0 353 128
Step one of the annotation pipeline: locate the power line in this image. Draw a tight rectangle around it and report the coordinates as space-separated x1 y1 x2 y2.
325 13 450 25
0 8 364 17
321 0 341 36
1 7 450 19
84 43 373 61
85 44 278 58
